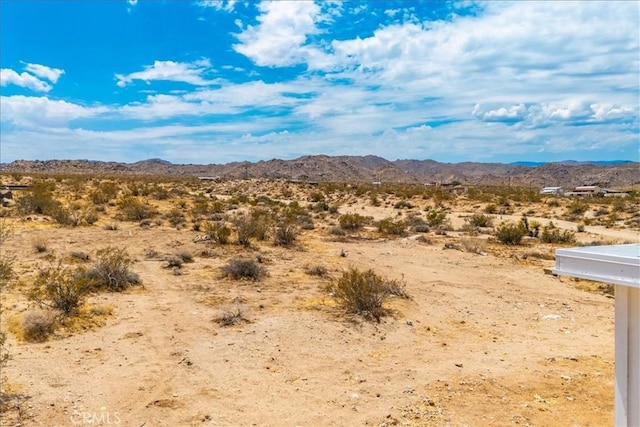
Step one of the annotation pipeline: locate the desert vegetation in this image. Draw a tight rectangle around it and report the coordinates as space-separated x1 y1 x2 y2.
0 171 638 426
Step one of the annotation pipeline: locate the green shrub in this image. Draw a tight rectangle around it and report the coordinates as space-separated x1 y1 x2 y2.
222 258 265 281
117 196 158 221
273 224 297 247
377 218 406 235
540 222 576 244
339 213 368 230
465 213 493 228
204 221 232 244
166 207 186 227
29 260 94 316
425 207 448 227
17 181 58 215
329 268 408 322
394 200 413 209
495 222 527 245
86 247 140 291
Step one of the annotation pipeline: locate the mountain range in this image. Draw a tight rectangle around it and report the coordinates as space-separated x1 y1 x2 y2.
2 156 638 188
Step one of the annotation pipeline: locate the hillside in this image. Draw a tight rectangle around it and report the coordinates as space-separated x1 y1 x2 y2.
2 156 638 188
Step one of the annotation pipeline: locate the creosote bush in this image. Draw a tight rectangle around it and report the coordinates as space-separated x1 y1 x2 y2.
329 268 408 322
273 224 297 247
222 258 265 281
204 220 231 245
495 221 527 245
117 196 158 221
540 222 576 244
465 213 493 228
29 260 94 316
339 213 368 230
86 246 140 291
377 218 406 235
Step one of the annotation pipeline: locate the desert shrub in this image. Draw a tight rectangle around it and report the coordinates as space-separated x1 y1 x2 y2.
495 221 527 245
117 196 158 221
29 260 94 316
234 215 253 247
89 181 120 205
86 247 140 291
178 251 194 263
540 222 576 244
203 221 232 244
394 200 413 209
309 191 325 203
377 218 406 235
216 306 248 326
339 213 368 230
273 224 297 247
21 309 57 342
166 207 186 227
0 254 15 288
222 258 265 281
566 200 589 219
306 265 328 277
577 224 585 233
69 251 90 262
425 207 448 227
465 213 493 228
460 237 487 254
164 255 183 269
329 268 407 322
329 227 346 236
32 237 49 253
483 204 497 214
16 181 58 215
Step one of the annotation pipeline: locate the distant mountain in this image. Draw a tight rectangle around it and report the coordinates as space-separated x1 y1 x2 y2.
510 160 634 167
2 156 638 188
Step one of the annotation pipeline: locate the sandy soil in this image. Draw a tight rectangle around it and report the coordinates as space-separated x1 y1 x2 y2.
1 183 638 427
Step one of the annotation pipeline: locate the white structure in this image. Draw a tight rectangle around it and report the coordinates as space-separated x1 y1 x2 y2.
554 244 640 427
540 186 564 195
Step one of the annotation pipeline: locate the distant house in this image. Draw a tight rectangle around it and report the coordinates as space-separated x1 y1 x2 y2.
602 188 630 198
540 186 564 195
565 186 602 197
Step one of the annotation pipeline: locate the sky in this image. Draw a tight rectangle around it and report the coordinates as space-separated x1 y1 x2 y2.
1 1 638 165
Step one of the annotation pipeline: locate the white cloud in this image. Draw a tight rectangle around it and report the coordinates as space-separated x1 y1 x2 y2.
234 1 331 67
115 59 217 87
23 63 65 83
0 95 108 127
198 0 236 12
0 69 52 92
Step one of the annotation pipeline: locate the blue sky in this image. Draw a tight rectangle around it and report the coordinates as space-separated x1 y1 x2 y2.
1 1 638 164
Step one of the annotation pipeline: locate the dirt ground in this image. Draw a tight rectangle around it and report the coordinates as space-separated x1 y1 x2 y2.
1 179 638 426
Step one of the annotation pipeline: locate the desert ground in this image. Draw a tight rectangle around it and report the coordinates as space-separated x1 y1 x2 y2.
1 175 638 426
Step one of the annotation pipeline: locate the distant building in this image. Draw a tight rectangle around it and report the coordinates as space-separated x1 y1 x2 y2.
540 186 564 195
565 186 602 197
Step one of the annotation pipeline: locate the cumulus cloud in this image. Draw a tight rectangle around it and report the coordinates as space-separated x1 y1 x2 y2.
0 95 108 127
473 101 638 128
23 63 65 83
0 69 52 92
234 1 332 67
115 59 217 87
